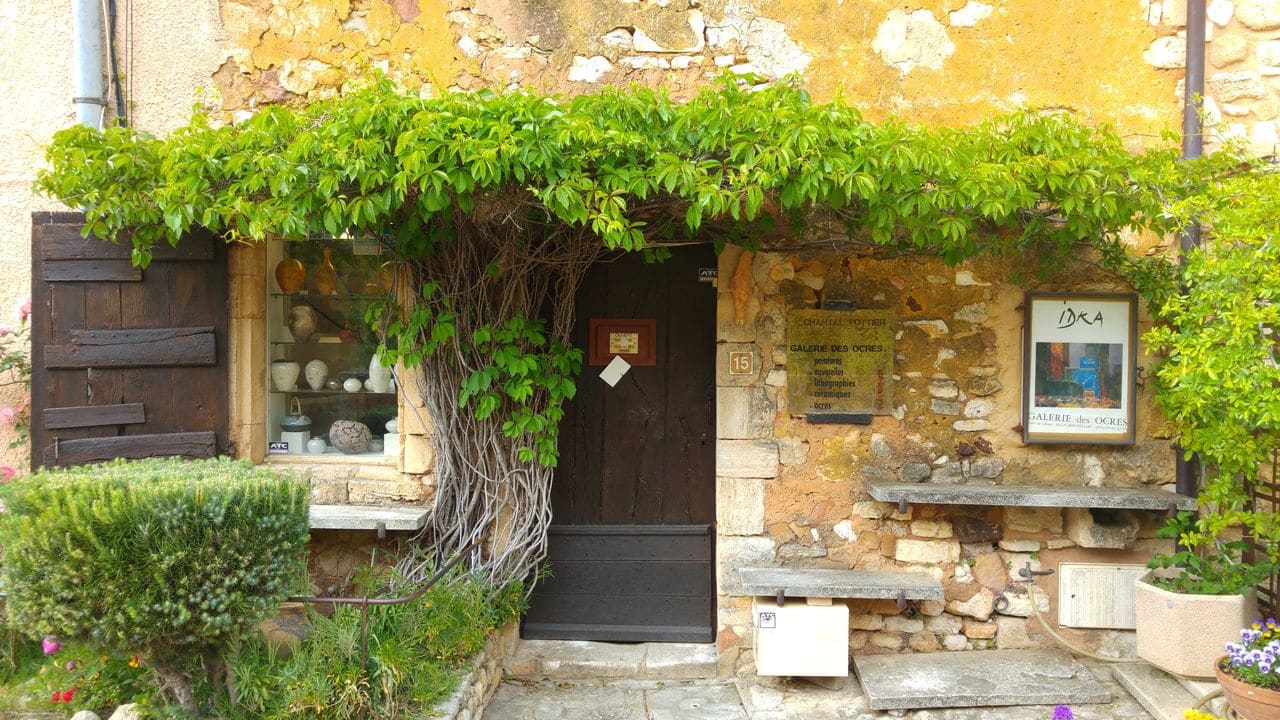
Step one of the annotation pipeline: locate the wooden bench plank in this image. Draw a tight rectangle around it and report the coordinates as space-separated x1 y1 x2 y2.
737 567 944 601
866 482 1196 511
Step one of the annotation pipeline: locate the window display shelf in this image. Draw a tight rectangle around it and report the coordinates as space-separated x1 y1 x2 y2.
270 389 395 397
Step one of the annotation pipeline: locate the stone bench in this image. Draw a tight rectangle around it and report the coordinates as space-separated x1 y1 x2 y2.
865 481 1196 516
739 567 943 609
308 504 429 538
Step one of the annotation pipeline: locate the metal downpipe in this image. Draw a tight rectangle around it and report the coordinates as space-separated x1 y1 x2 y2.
71 0 106 129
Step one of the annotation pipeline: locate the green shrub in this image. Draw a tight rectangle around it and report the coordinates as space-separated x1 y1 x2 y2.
223 570 524 720
0 457 309 716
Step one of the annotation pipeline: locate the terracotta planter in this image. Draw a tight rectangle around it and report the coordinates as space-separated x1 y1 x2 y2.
1134 570 1257 679
1217 656 1280 720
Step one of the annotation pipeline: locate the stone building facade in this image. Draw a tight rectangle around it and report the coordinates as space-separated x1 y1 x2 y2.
6 0 1280 671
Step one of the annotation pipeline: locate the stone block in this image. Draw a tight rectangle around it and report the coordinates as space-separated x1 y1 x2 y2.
947 587 995 621
347 478 426 504
717 386 773 439
953 303 988 323
717 535 776 595
994 617 1039 648
1238 0 1280 29
996 585 1050 618
852 613 885 630
963 399 993 418
895 539 960 564
716 439 779 478
925 613 962 635
931 399 961 415
1064 507 1140 549
932 461 965 483
715 342 760 386
869 433 893 457
778 437 809 465
1211 33 1249 66
969 457 1004 479
972 552 1009 592
777 542 826 560
910 519 953 538
909 631 940 651
953 419 993 432
920 599 946 616
717 477 765 535
900 462 932 482
929 379 959 398
997 539 1040 552
1210 70 1268 102
883 615 924 633
963 619 997 639
870 632 904 650
952 516 1003 543
309 477 349 504
943 633 970 651
1003 507 1063 534
403 433 434 475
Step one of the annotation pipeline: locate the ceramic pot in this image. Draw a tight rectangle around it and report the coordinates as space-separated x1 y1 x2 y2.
385 418 399 433
288 305 318 343
279 398 312 432
304 359 329 390
326 378 342 391
312 248 339 296
1217 656 1280 720
368 352 392 394
274 257 306 294
329 420 372 454
270 361 300 392
343 377 363 393
306 437 327 454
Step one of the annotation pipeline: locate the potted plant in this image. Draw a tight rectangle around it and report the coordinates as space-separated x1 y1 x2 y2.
1216 621 1280 719
1136 512 1273 678
1134 162 1280 680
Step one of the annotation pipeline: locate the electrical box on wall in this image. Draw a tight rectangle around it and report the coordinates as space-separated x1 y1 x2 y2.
751 598 849 677
1057 562 1147 629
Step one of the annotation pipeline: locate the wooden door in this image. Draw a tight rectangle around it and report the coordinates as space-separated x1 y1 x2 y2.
523 245 717 642
30 212 228 468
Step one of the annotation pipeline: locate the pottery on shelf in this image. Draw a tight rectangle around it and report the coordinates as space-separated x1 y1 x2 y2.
288 305 318 343
306 437 327 454
329 420 372 454
279 398 312 432
304 359 329 390
326 378 342 391
270 360 300 392
385 418 399 434
274 257 306 294
368 352 392 394
312 248 339 296
343 377 363 393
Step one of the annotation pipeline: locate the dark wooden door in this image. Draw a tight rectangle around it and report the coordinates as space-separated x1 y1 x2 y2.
524 245 717 642
30 212 228 468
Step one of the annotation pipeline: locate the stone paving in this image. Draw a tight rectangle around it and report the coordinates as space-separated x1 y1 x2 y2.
483 658 1157 720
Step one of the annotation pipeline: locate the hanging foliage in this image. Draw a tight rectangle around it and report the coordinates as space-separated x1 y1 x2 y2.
34 75 1265 585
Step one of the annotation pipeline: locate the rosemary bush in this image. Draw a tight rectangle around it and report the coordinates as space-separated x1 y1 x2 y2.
0 457 309 716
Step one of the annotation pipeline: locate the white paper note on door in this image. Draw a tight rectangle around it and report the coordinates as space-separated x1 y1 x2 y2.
599 355 631 387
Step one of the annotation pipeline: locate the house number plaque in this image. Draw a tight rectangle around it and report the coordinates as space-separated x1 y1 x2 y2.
786 309 894 415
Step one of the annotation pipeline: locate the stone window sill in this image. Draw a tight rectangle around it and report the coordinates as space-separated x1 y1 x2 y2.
266 453 396 468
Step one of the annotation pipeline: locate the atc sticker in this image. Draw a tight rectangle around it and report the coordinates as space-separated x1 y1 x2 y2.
757 611 777 629
267 441 290 455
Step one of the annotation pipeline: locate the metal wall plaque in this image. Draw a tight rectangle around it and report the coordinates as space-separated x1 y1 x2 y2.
786 309 894 415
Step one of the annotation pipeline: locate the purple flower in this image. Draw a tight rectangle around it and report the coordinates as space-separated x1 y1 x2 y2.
41 636 61 655
1053 705 1074 720
64 661 74 671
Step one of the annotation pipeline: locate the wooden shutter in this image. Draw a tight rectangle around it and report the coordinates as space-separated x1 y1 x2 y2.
30 212 229 468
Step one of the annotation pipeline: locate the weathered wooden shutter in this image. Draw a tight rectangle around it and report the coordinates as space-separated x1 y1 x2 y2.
30 212 229 468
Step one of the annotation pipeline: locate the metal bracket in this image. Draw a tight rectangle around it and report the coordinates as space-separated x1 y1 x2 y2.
776 589 785 607
1017 562 1055 583
895 590 906 610
1166 503 1180 518
897 498 909 515
376 521 387 540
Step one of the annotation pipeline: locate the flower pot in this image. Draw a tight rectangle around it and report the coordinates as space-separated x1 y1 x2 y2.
1217 656 1280 720
1135 570 1257 678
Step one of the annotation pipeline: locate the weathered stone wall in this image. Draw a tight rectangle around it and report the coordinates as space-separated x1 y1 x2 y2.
428 622 519 720
712 247 1174 666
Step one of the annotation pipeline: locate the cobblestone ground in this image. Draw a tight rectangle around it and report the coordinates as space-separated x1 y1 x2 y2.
483 660 1155 720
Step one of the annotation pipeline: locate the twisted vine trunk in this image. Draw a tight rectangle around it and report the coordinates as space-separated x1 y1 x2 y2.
397 206 609 587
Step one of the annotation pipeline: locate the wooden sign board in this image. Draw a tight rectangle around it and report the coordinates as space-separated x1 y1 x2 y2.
786 310 894 415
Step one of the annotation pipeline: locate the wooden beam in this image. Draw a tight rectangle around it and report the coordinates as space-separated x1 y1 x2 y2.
43 260 141 282
42 431 217 466
44 326 216 369
43 403 146 429
38 223 215 261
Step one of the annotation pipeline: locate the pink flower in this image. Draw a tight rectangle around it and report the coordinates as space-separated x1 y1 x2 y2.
64 661 75 671
14 297 30 323
0 467 15 482
0 407 17 425
41 636 61 655
0 327 11 336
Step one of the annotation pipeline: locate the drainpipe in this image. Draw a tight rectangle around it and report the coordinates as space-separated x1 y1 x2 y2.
71 0 106 129
1175 0 1206 501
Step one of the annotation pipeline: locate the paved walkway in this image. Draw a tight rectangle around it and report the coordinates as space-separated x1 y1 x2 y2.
484 659 1156 720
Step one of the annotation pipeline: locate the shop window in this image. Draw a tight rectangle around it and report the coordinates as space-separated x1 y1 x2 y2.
266 236 397 460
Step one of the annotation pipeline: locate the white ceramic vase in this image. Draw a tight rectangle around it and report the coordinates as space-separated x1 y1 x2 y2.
270 361 300 392
304 359 329 390
368 352 392 394
307 437 327 454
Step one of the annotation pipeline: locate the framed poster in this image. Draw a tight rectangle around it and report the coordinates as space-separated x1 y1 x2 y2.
1022 292 1137 445
587 318 657 366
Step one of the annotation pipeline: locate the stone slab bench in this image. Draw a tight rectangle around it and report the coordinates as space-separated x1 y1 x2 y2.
309 504 429 538
739 567 944 609
866 481 1196 515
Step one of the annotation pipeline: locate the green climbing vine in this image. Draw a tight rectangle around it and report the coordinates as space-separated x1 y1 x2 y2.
34 74 1275 584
